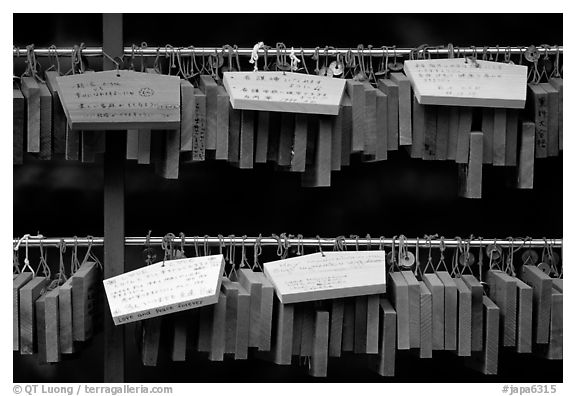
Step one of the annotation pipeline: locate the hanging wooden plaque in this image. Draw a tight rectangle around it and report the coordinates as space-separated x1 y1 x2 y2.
290 114 308 172
375 90 388 161
453 277 472 356
292 304 303 356
342 298 355 352
13 272 33 350
410 95 424 159
378 79 399 151
21 76 41 153
299 303 314 357
155 128 180 179
436 272 457 351
373 297 396 377
58 278 75 354
528 84 548 158
216 86 230 160
239 110 255 169
45 71 67 155
199 75 218 151
492 109 507 166
329 299 345 357
404 58 527 108
208 292 227 362
340 94 353 165
390 72 413 146
254 111 270 163
36 287 60 364
141 318 162 366
309 310 330 377
196 305 213 353
353 296 368 353
170 314 188 361
331 106 343 171
190 88 207 161
222 279 239 355
180 80 195 152
346 80 365 153
388 272 410 350
541 83 559 157
237 269 273 351
514 278 533 353
486 270 517 346
267 112 281 163
269 298 294 365
362 81 378 158
455 107 473 164
459 131 484 199
519 265 552 344
401 271 421 349
548 78 563 151
72 261 100 341
278 113 295 167
228 107 241 164
466 296 500 375
419 281 433 358
222 279 250 359
13 82 25 164
38 82 53 160
137 129 152 164
435 106 450 161
301 115 333 187
422 273 444 350
423 105 437 160
481 108 494 164
539 288 562 359
505 110 519 166
447 107 459 161
19 276 49 354
461 274 484 352
517 122 536 189
126 129 139 160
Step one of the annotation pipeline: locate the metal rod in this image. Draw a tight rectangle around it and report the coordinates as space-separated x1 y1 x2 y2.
12 236 563 248
12 45 563 57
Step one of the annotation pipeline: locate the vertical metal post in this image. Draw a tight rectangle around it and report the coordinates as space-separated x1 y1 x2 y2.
102 13 125 383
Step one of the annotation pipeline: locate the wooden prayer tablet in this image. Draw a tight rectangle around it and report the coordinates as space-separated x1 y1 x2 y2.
57 70 181 130
299 303 314 357
481 108 494 164
196 305 213 353
519 265 552 344
137 129 152 164
141 317 162 366
329 299 345 357
13 272 33 351
422 273 444 350
103 255 225 325
453 277 472 357
291 114 308 172
270 298 294 365
215 85 231 160
179 80 195 153
548 78 563 151
239 110 255 169
423 105 437 160
342 298 355 352
459 132 484 199
340 94 353 165
72 261 100 341
266 112 281 163
208 291 227 361
378 79 399 151
388 272 410 350
36 287 60 363
126 129 139 160
436 272 457 351
374 90 388 161
227 107 241 163
19 276 49 354
199 75 219 150
486 270 517 347
255 272 274 351
278 113 295 167
514 278 533 354
390 72 412 146
410 95 424 159
331 106 343 171
419 281 433 358
38 82 53 160
45 71 67 155
541 83 559 157
21 76 41 153
447 107 460 161
264 251 386 304
237 269 263 348
171 314 187 361
190 88 207 161
404 58 528 108
492 108 507 166
373 297 396 377
223 71 346 115
401 271 421 348
435 106 450 161
353 296 368 353
517 122 536 189
65 126 80 161
366 295 380 354
156 127 180 179
539 288 562 359
467 296 500 375
552 278 563 293
301 115 333 187
292 304 303 356
309 310 330 377
221 279 250 359
461 275 484 352
346 79 366 153
254 111 270 163
13 82 25 164
528 83 549 158
58 278 75 354
362 81 378 157
505 110 519 166
455 107 473 164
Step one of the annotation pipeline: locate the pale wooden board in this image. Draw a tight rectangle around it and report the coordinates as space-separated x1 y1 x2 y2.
342 298 355 352
340 93 353 165
208 292 227 361
483 296 500 375
331 105 343 170
271 298 294 365
552 279 563 293
401 271 421 348
141 318 162 366
329 298 345 357
492 108 507 166
455 107 472 164
191 88 206 161
461 132 484 199
378 79 399 151
300 303 314 357
196 305 213 353
505 110 519 166
422 105 437 160
58 279 75 354
517 122 536 189
38 82 53 160
410 94 424 159
404 58 527 108
541 288 562 359
179 80 194 152
43 288 61 363
309 310 330 377
137 129 152 164
237 269 263 348
353 295 368 353
278 113 295 167
235 283 250 359
36 294 49 363
436 272 457 351
126 129 139 160
486 270 517 347
216 86 230 160
374 297 396 377
291 114 308 172
447 107 460 161
345 80 365 153
19 277 48 354
366 295 380 354
375 90 388 160
435 106 450 161
362 81 378 157
171 315 188 361
453 277 472 356
301 115 332 187
515 278 533 354
254 111 270 163
528 84 549 158
481 108 494 164
423 273 444 350
44 71 67 155
549 78 563 151
21 76 41 153
461 274 484 352
228 107 241 163
541 83 559 157
155 125 181 179
419 281 433 358
390 72 412 146
255 272 274 351
519 265 552 344
388 272 410 350
72 261 99 341
13 272 33 351
199 75 218 151
239 110 255 169
222 278 239 355
13 82 25 164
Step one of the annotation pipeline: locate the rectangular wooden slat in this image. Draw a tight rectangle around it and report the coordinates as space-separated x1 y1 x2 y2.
436 272 457 351
13 273 33 350
435 106 450 161
292 304 303 356
44 71 67 155
410 95 424 159
481 108 494 164
196 305 213 353
300 303 314 357
72 261 99 342
309 310 330 377
38 82 53 160
329 299 344 357
19 277 48 354
278 113 295 167
191 88 207 162
272 298 294 364
388 272 410 350
208 292 227 361
517 122 536 189
423 273 444 350
467 296 500 375
505 110 519 166
486 270 517 347
36 294 48 363
256 272 274 351
446 107 459 161
222 279 239 355
65 125 80 161
378 79 399 151
266 112 281 163
58 279 75 354
21 76 41 153
461 274 484 352
81 130 97 163
126 129 139 160
401 271 421 348
340 94 353 166
254 111 270 163
390 72 412 146
453 277 472 356
493 109 507 166
419 281 433 358
216 86 230 160
228 108 241 164
459 132 484 199
366 294 380 354
423 105 437 160
353 296 368 353
180 80 195 152
13 82 25 164
346 80 365 153
528 83 548 158
302 115 332 187
541 82 559 157
548 78 563 151
43 287 60 363
291 114 308 172
156 128 180 179
136 129 152 164
519 265 552 344
362 81 378 157
235 283 250 359
237 269 262 348
552 278 563 292
331 106 343 170
373 297 396 376
342 298 355 352
171 315 187 361
375 90 388 160
141 318 162 366
199 75 218 151
543 288 562 359
456 107 472 164
515 278 533 354
239 110 255 169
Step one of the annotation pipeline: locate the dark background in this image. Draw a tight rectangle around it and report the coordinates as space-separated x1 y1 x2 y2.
13 13 563 383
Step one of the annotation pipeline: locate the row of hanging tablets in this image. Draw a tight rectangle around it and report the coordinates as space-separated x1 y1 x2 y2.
12 45 563 197
15 234 561 377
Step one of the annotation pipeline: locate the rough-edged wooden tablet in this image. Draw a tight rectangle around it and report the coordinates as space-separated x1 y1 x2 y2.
481 108 494 164
461 274 484 352
291 114 308 172
222 278 239 355
517 122 536 189
374 297 396 376
278 113 295 167
423 105 437 160
208 291 227 361
239 110 255 169
541 83 559 157
423 273 444 350
340 94 353 166
199 75 218 151
171 314 187 361
346 79 365 153
519 265 552 344
222 279 250 359
528 83 548 158
453 277 472 356
58 278 75 354
456 107 473 164
215 86 230 160
254 272 274 351
36 293 49 363
38 82 53 160
342 298 355 352
486 270 517 347
544 288 562 359
72 261 99 341
390 72 412 146
254 111 270 163
419 281 433 358
505 109 519 166
36 287 60 363
549 77 563 151
309 310 330 377
227 107 241 164
362 81 378 157
19 276 48 354
378 79 399 151
460 132 484 199
492 109 507 166
388 272 410 350
375 90 388 160
515 278 533 353
21 76 41 153
13 272 33 351
329 298 345 357
141 317 162 366
436 271 457 351
191 88 206 161
401 271 421 348
302 115 332 187
410 94 424 159
44 71 67 155
180 80 195 153
467 296 500 375
13 82 25 164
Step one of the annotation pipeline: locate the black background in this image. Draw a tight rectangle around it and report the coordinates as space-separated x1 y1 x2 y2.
13 13 563 383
